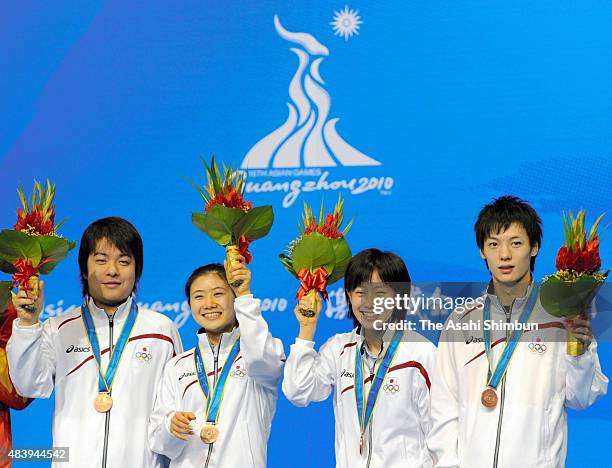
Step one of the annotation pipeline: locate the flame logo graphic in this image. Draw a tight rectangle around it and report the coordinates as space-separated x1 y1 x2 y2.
241 15 380 169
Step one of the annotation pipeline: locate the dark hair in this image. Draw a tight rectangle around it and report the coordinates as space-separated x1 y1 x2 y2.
184 263 228 303
344 248 411 331
78 217 144 297
474 195 543 271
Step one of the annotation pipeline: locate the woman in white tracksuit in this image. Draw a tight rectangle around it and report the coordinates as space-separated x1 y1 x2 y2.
283 248 436 468
148 253 285 467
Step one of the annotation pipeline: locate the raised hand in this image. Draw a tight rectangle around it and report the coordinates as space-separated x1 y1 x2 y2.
224 251 252 298
12 280 45 326
295 292 323 341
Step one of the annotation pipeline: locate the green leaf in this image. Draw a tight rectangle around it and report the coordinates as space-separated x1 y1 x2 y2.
589 213 605 241
31 181 39 212
0 230 42 266
318 199 325 228
205 157 222 195
37 236 76 274
17 185 29 212
0 281 11 312
327 238 352 284
279 254 296 276
0 258 16 274
188 177 208 202
192 205 245 246
342 218 354 237
562 212 571 248
291 232 336 276
233 206 274 241
540 275 605 318
577 210 586 249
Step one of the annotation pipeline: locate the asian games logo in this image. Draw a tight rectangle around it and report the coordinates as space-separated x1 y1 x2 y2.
240 14 394 208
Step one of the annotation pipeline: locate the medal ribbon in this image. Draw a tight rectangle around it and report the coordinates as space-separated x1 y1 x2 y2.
354 330 402 439
194 336 241 424
81 300 139 393
483 284 539 389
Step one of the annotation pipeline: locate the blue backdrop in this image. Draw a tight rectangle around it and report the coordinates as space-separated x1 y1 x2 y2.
1 1 611 466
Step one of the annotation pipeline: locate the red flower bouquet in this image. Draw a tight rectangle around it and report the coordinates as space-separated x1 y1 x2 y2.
191 158 274 285
0 181 75 311
540 210 607 355
280 196 352 317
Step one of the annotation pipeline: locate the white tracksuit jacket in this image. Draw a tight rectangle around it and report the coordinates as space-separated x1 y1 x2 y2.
7 296 183 468
283 328 436 468
148 295 285 468
427 283 609 468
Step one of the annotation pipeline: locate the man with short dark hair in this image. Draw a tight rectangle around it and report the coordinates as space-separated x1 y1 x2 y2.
427 196 608 467
7 217 183 468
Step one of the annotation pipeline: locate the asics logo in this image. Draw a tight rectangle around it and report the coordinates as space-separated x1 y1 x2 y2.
466 336 484 344
65 345 91 353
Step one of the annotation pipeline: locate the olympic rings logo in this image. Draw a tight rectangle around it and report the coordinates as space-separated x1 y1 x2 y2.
231 368 247 378
528 342 547 354
135 351 152 362
383 384 400 394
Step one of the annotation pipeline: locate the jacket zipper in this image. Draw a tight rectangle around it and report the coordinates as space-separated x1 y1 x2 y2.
492 304 513 468
364 340 382 468
366 368 375 468
204 337 221 468
101 313 114 468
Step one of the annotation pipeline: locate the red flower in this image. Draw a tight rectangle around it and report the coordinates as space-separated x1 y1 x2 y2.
303 213 342 239
555 238 601 274
14 208 55 235
205 188 252 212
303 220 316 236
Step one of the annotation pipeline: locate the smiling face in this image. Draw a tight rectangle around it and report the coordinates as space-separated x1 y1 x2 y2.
86 238 136 309
480 222 539 288
188 272 237 336
348 270 396 331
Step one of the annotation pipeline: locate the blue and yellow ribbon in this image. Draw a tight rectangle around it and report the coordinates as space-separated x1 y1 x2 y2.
194 336 241 424
483 285 539 389
354 330 402 444
81 300 139 394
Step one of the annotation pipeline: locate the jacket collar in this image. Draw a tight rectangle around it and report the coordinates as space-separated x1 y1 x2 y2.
87 295 133 321
196 325 240 355
356 326 397 359
486 279 535 316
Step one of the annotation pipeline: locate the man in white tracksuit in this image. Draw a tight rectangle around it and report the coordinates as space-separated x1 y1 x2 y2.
283 248 436 467
148 254 285 467
7 217 183 468
427 196 608 468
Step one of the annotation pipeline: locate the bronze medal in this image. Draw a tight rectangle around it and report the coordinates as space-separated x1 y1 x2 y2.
94 392 113 413
481 388 498 408
200 424 220 444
